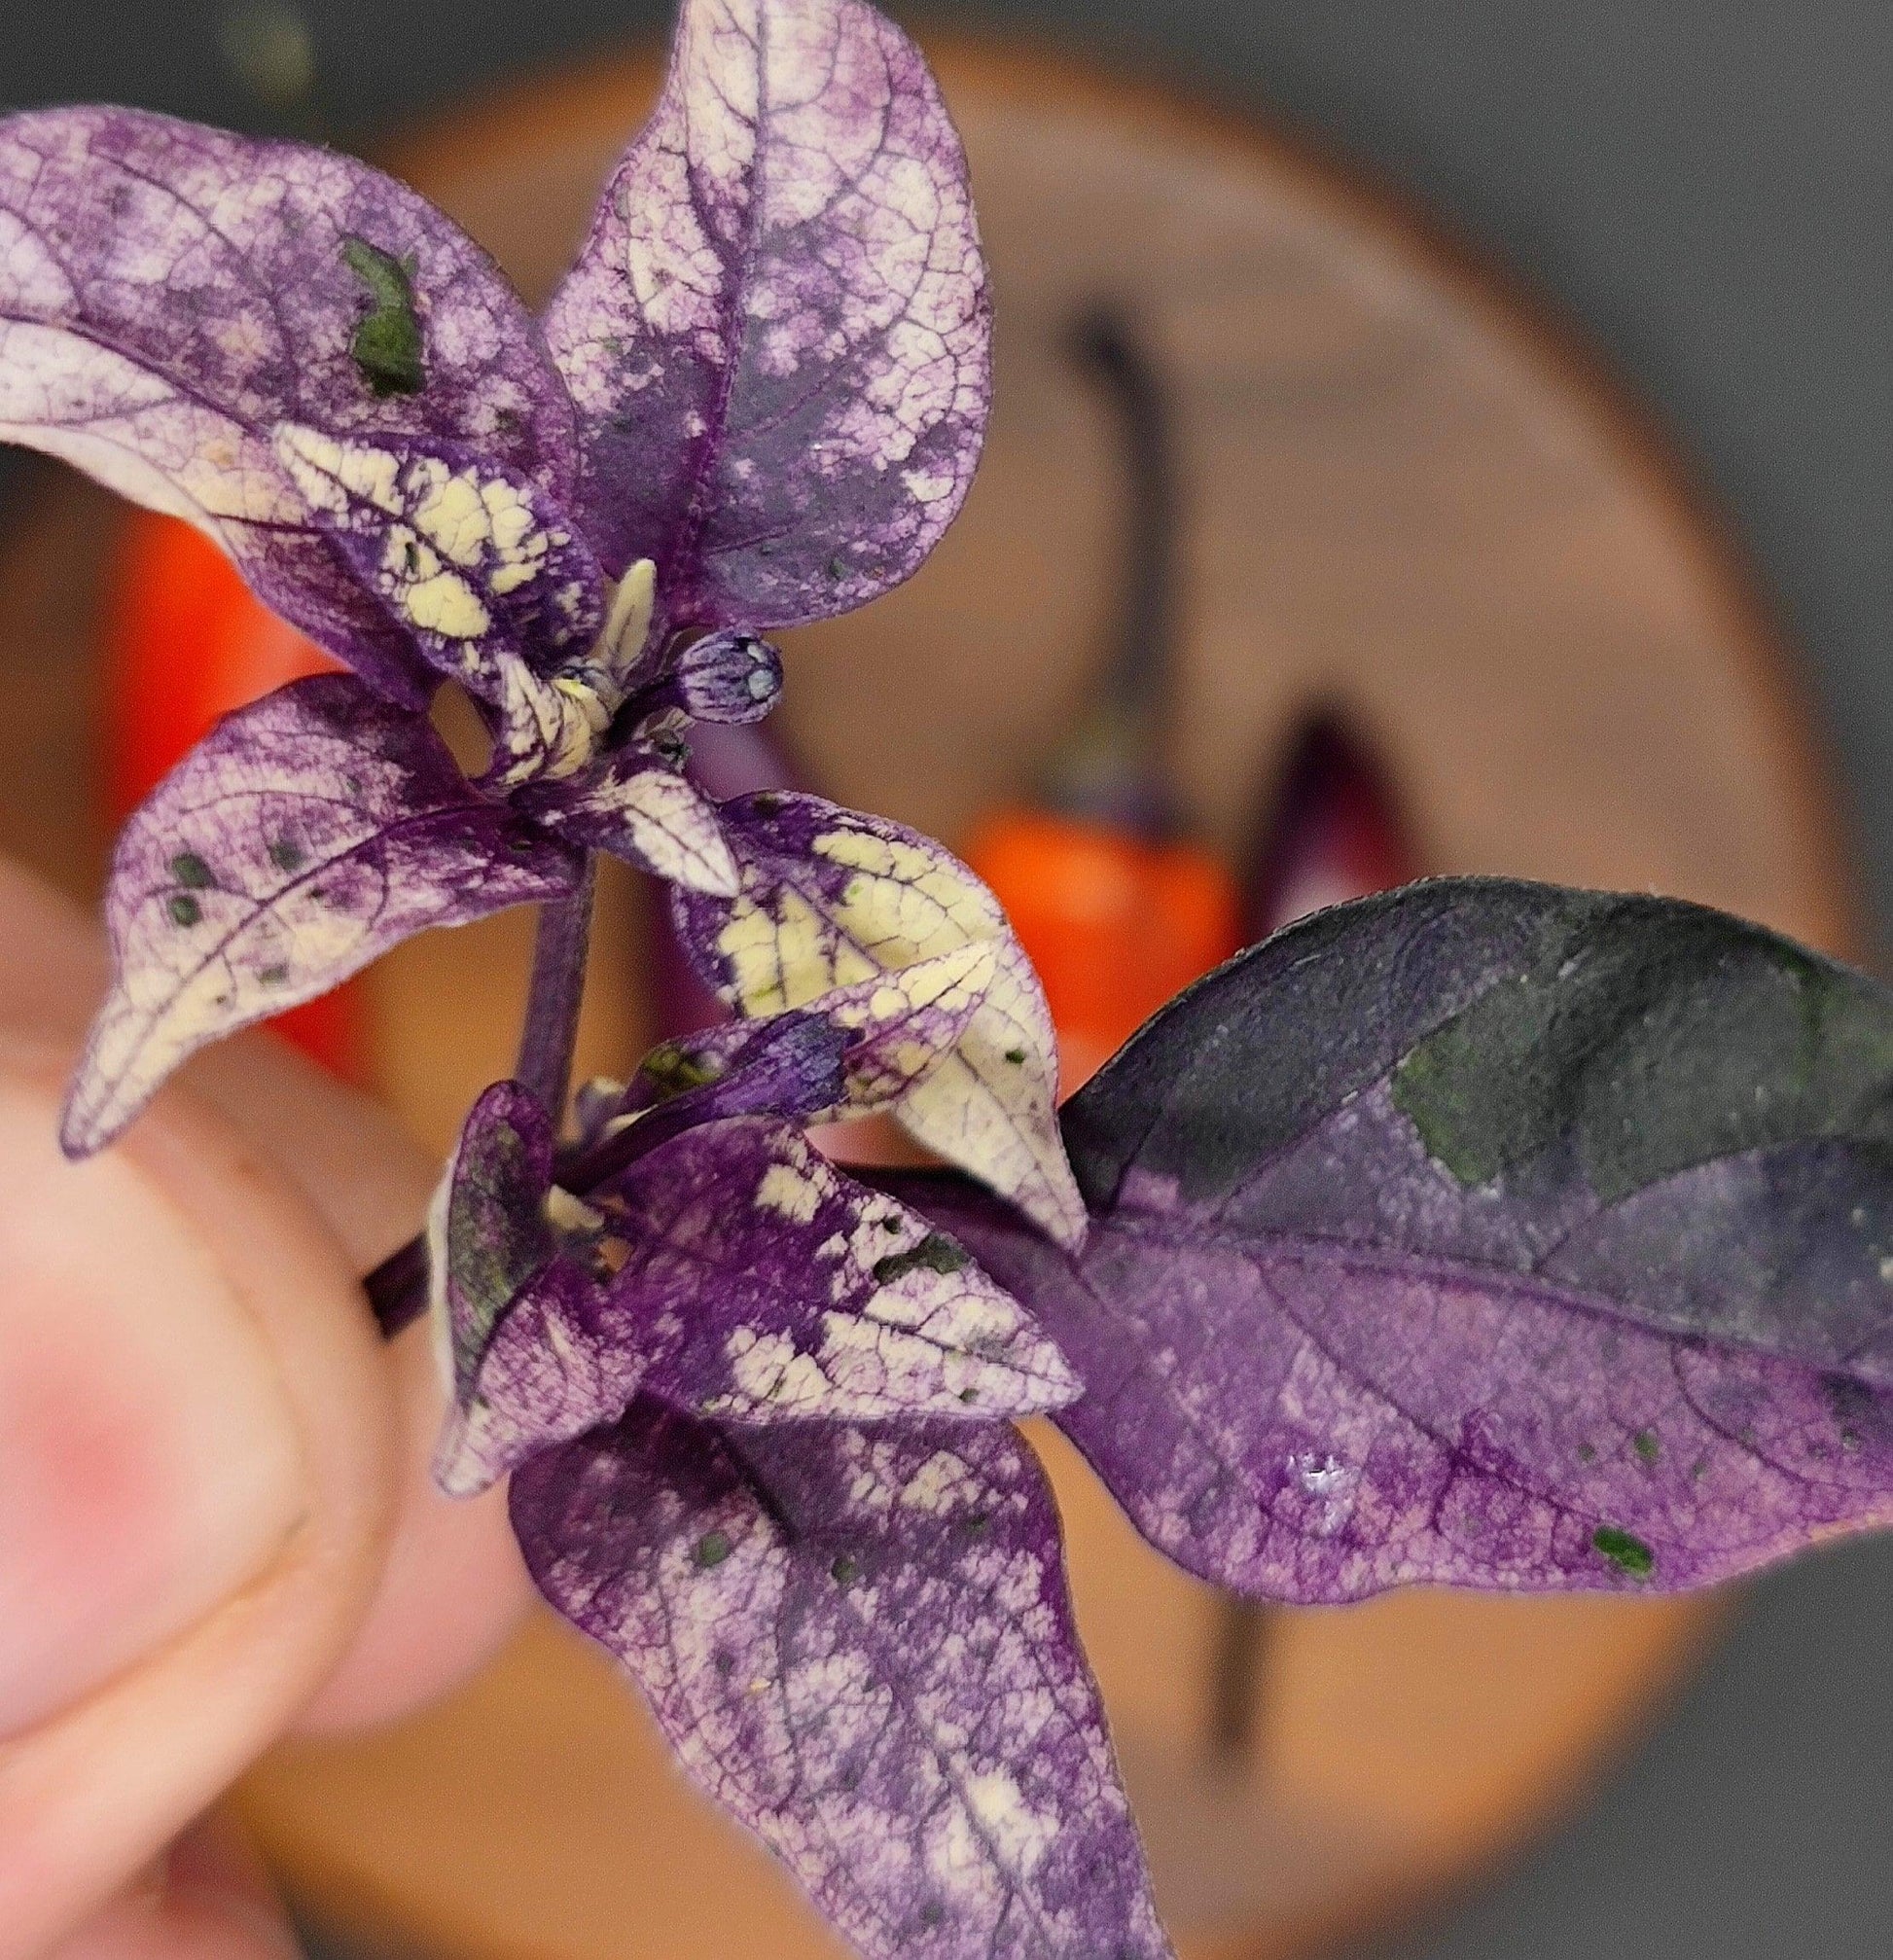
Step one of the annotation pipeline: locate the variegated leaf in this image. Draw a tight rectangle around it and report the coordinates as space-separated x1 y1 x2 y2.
512 1408 1171 1960
430 1081 640 1498
0 107 576 704
897 878 1893 1599
608 1117 1078 1425
62 677 580 1156
274 424 605 775
674 792 1085 1248
519 740 738 896
544 0 991 626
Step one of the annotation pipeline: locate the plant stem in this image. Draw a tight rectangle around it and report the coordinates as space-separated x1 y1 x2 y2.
365 1233 429 1338
514 853 597 1118
363 856 597 1341
1208 1596 1275 1769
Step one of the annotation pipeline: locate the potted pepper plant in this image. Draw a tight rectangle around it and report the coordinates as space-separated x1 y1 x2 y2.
5 3 1892 1956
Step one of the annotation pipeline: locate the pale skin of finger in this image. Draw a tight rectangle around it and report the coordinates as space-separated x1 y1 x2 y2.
0 862 535 1948
45 1813 298 1960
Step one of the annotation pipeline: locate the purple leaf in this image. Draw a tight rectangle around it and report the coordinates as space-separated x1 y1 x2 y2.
605 1116 1078 1424
570 1012 856 1177
511 1407 1170 1960
586 941 997 1140
430 1082 639 1497
0 107 576 704
518 739 739 895
674 792 1085 1249
62 676 580 1156
273 425 605 752
894 879 1893 1598
544 0 991 626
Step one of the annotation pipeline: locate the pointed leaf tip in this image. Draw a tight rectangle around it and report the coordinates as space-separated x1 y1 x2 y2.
671 792 1087 1249
512 1408 1172 1960
61 679 580 1156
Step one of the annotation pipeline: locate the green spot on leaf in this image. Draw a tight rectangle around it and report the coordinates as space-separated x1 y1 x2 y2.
831 1553 859 1586
1576 1443 1597 1465
341 235 426 397
1004 1047 1026 1065
1387 902 1893 1200
170 851 213 889
166 893 201 928
268 838 305 873
873 1233 970 1286
1633 1429 1661 1465
639 1042 724 1098
694 1530 732 1570
1593 1525 1655 1580
259 964 290 988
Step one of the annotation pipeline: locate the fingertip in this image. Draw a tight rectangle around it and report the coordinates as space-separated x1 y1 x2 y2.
47 1816 300 1960
297 1314 535 1733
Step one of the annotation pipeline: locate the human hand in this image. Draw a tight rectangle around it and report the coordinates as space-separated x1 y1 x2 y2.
0 859 535 1957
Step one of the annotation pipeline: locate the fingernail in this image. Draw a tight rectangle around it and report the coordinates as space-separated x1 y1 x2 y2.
0 1075 305 1738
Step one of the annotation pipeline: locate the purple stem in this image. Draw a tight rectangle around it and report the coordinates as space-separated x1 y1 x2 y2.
514 853 597 1118
365 855 597 1341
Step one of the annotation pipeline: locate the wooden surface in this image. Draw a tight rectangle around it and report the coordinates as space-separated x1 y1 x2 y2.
0 34 1858 1960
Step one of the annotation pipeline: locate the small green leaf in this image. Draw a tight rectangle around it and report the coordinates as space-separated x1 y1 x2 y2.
166 893 201 928
1593 1525 1655 1579
694 1530 732 1569
170 851 213 889
341 235 425 397
873 1233 970 1285
639 1041 725 1099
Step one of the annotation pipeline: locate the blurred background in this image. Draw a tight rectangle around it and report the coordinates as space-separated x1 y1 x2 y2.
5 4 1893 1957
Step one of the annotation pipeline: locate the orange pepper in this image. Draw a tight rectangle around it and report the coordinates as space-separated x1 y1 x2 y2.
964 808 1242 1093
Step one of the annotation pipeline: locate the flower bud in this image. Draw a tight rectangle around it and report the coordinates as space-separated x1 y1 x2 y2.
668 629 783 725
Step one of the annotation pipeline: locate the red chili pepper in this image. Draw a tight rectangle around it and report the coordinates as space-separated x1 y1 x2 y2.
102 509 366 1080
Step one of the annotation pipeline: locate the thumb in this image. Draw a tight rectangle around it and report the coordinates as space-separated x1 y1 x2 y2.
0 1043 395 1957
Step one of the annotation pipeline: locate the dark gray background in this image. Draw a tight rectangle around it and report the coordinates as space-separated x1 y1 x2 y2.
6 5 1891 1955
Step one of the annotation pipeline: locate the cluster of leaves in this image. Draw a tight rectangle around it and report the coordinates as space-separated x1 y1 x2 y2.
8 1 1893 1955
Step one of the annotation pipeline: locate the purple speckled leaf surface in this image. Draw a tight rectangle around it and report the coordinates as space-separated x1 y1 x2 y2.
545 0 990 625
62 677 580 1157
894 879 1893 1597
437 1088 1072 1491
604 1115 1078 1424
0 107 576 704
518 739 738 895
431 1081 641 1497
512 1407 1171 1960
674 792 1084 1249
569 944 996 1184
